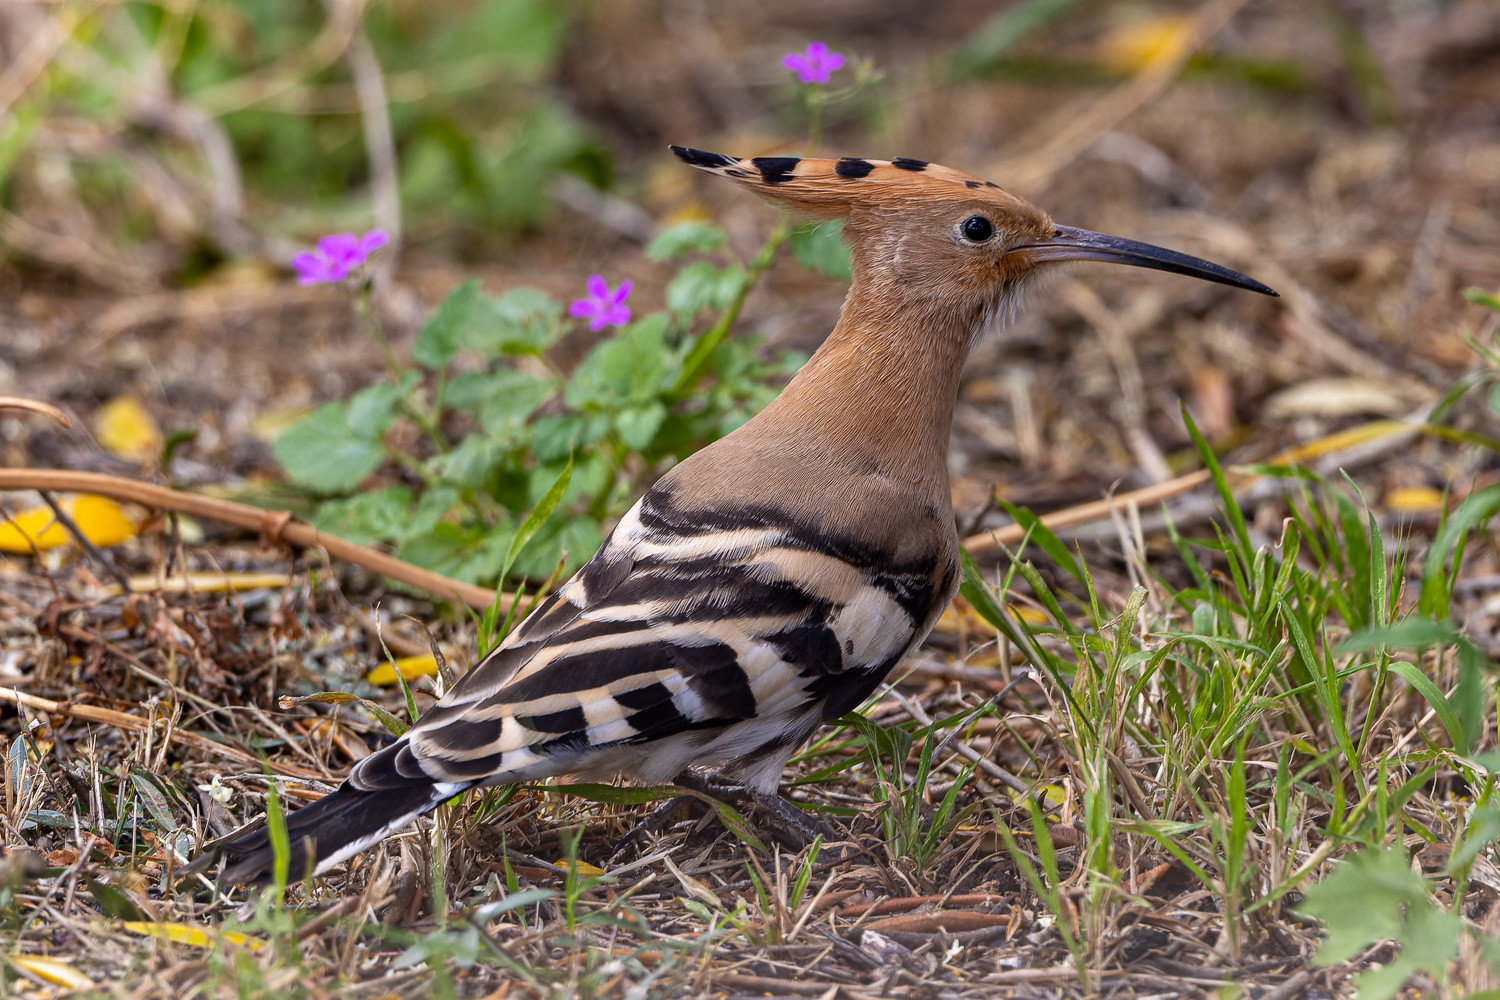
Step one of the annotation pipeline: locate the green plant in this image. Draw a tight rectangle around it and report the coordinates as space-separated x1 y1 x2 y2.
1299 798 1500 1000
847 707 983 873
2 0 591 277
271 66 882 592
954 351 1500 982
272 238 811 589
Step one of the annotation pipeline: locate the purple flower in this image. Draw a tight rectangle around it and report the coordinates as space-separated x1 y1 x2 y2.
569 275 632 331
291 229 391 285
782 41 845 85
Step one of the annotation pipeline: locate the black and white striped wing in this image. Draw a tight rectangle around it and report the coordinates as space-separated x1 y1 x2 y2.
348 489 953 796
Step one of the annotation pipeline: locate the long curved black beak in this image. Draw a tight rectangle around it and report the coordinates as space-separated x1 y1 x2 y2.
1011 224 1278 296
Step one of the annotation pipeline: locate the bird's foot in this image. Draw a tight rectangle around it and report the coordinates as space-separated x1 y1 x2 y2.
674 772 831 849
609 794 701 859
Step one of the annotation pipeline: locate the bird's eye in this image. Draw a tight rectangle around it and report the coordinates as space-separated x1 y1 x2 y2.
961 215 994 243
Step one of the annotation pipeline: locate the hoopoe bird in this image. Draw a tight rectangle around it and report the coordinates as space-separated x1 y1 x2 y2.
211 147 1274 884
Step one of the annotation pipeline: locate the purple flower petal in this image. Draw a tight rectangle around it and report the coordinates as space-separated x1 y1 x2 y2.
569 298 600 318
358 229 391 255
784 41 844 85
607 279 633 307
585 274 610 300
317 233 360 264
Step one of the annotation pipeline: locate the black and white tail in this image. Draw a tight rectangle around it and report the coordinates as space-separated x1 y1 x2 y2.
217 740 470 886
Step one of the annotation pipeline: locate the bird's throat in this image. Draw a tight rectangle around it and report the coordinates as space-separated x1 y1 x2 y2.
754 287 980 492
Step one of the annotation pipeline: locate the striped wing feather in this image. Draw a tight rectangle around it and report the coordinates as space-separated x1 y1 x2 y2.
348 487 952 797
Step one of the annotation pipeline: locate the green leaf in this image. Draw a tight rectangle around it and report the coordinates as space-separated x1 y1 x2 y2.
397 521 513 585
615 402 667 451
499 456 571 583
788 220 852 280
543 783 676 805
347 373 416 433
507 513 603 581
704 799 768 853
951 0 1082 77
313 486 415 545
1419 484 1500 618
413 279 481 368
465 287 565 356
445 369 552 440
86 878 145 921
433 435 511 488
409 486 461 537
476 102 586 231
996 498 1084 584
1463 287 1500 313
529 412 608 463
273 402 385 493
1300 847 1431 966
646 221 726 261
1342 617 1491 754
1389 661 1463 752
666 261 745 316
1449 804 1500 878
565 314 678 408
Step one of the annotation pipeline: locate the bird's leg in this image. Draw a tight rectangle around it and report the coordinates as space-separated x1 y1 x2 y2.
608 793 703 859
674 771 830 847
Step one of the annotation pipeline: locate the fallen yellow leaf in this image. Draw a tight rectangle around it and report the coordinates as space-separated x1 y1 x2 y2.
565 859 608 877
0 505 65 552
123 920 265 951
0 495 136 553
1097 15 1196 73
11 954 94 989
69 495 136 547
95 395 161 461
1386 486 1445 514
367 653 440 686
1012 783 1067 807
1010 605 1049 626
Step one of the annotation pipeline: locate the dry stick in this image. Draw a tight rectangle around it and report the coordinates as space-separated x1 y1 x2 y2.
37 491 134 593
963 469 1210 555
991 0 1251 197
191 0 366 115
0 468 505 611
0 687 325 781
0 4 78 117
961 412 1427 554
0 397 70 427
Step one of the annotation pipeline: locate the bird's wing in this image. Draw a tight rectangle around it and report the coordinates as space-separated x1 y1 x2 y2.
346 486 954 792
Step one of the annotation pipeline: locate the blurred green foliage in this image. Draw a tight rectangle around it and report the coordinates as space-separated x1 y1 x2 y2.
274 221 823 587
1 0 594 260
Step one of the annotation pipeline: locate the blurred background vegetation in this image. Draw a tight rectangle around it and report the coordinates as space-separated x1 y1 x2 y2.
2 0 1498 585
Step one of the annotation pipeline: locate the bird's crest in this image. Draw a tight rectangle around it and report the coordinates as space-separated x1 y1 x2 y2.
669 145 1020 220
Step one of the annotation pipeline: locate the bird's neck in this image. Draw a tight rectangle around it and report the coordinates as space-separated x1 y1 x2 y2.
752 277 981 493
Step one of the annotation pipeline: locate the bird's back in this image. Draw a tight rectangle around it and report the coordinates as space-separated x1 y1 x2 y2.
352 424 959 798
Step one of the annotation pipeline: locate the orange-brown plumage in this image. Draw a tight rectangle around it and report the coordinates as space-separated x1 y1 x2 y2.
208 147 1275 885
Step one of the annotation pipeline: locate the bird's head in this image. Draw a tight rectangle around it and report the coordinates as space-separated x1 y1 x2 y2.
670 146 1275 328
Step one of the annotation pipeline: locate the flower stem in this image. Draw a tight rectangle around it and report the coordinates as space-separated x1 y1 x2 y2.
352 286 404 380
669 93 826 399
806 88 826 156
398 398 450 455
670 214 793 398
